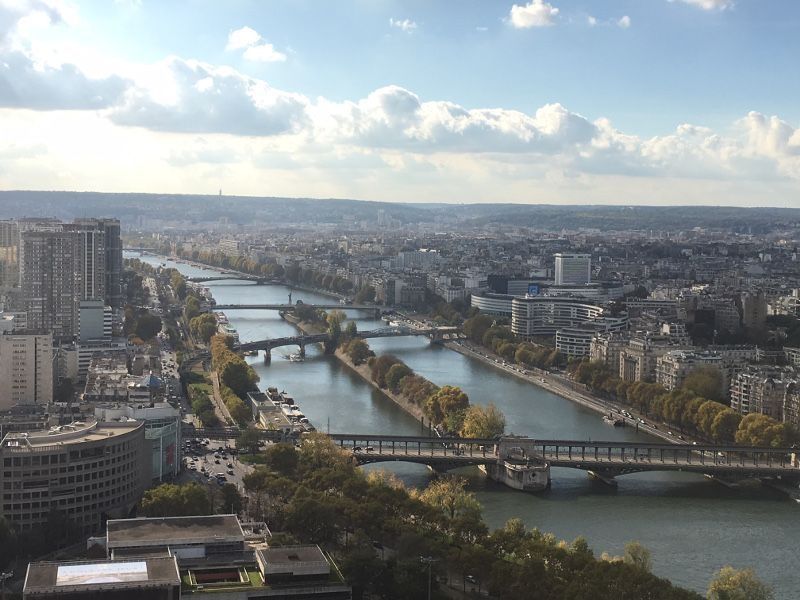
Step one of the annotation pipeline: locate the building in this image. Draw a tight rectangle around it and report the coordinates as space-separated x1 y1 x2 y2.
106 514 247 561
619 334 685 383
0 219 19 290
655 350 723 393
23 556 181 600
554 253 591 286
102 515 351 599
470 292 513 318
94 402 181 482
0 329 54 410
0 419 150 534
729 367 790 420
78 299 112 342
740 291 767 329
511 296 626 339
589 331 629 369
20 230 83 340
75 218 122 309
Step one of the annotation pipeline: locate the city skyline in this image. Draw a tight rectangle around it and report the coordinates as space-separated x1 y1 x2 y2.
1 0 799 206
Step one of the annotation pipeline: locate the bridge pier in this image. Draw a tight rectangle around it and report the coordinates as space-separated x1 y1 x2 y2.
263 349 271 364
298 340 305 358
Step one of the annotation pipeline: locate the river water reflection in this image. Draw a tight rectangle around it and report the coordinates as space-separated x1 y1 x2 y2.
134 254 800 597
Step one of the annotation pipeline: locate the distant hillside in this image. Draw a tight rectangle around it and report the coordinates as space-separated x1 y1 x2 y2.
1 190 798 232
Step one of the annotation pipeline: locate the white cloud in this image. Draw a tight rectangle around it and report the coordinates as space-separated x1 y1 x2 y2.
226 26 260 51
225 25 286 62
243 43 286 63
617 15 631 28
671 0 734 11
509 0 559 29
389 17 417 33
110 57 306 135
587 15 597 27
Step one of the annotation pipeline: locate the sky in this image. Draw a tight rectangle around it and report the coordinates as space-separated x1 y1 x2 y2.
0 0 799 207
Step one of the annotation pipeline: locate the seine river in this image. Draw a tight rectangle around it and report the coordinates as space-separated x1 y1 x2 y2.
133 254 800 597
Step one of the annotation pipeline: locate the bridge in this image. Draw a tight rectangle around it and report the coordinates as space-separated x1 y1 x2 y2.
329 434 800 487
187 275 277 285
236 325 460 362
124 247 158 252
213 303 379 313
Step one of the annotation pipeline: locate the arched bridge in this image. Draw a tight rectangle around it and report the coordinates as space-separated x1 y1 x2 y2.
236 325 461 361
213 303 378 313
329 434 800 486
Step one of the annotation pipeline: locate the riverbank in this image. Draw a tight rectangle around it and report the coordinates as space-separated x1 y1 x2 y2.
445 339 680 444
334 348 428 424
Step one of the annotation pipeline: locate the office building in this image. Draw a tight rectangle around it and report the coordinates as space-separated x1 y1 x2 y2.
511 296 627 339
0 419 150 534
554 253 591 286
77 218 123 309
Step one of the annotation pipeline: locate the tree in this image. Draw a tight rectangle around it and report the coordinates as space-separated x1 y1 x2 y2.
135 313 162 340
461 403 506 438
264 443 299 476
425 385 470 431
140 483 212 517
237 427 262 454
464 314 494 344
190 313 218 343
354 285 376 304
418 476 482 522
683 367 725 402
710 409 742 443
371 354 402 388
707 566 773 600
344 320 358 341
623 541 653 572
220 483 243 514
346 338 373 365
386 363 413 391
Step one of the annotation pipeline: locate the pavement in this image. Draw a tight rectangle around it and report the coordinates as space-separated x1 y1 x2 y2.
179 437 254 496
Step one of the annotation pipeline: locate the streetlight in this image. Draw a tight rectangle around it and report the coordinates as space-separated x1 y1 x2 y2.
0 571 12 600
419 556 438 600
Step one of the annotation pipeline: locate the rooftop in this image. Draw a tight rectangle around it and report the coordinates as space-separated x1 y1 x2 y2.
24 556 180 595
107 514 245 549
1 420 142 450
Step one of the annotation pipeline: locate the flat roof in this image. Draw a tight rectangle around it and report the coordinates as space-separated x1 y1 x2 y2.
107 514 244 549
259 545 327 565
24 556 180 594
1 420 142 450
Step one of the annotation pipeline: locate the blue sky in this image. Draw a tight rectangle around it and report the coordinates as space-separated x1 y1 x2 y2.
1 0 799 206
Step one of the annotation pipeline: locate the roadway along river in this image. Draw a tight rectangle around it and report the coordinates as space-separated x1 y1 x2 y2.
134 254 800 597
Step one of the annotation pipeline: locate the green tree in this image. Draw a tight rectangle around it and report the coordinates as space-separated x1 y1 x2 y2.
464 314 494 344
710 409 742 443
371 354 402 388
219 483 243 514
237 427 262 454
461 403 506 438
683 366 725 402
707 566 773 600
135 313 162 340
140 483 212 517
623 541 653 572
354 285 376 304
346 338 373 365
344 320 358 341
418 475 482 522
264 443 299 476
386 363 413 391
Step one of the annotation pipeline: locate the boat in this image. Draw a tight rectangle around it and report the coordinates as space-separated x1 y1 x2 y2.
480 460 550 492
603 414 624 427
288 353 304 362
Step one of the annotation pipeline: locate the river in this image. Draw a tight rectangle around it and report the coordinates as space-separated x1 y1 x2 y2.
132 253 800 597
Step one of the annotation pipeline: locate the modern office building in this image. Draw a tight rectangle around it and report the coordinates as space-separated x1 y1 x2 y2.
554 253 591 286
0 329 54 410
0 419 150 534
94 402 181 482
75 218 122 309
511 296 627 339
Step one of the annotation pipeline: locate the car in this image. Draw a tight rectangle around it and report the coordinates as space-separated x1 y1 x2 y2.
227 469 234 476
227 463 234 469
465 575 478 585
365 446 375 452
668 431 674 436
353 446 363 452
214 459 220 464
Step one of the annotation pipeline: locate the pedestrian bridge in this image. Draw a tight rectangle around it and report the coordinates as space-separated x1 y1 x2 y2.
187 275 276 284
329 434 800 484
